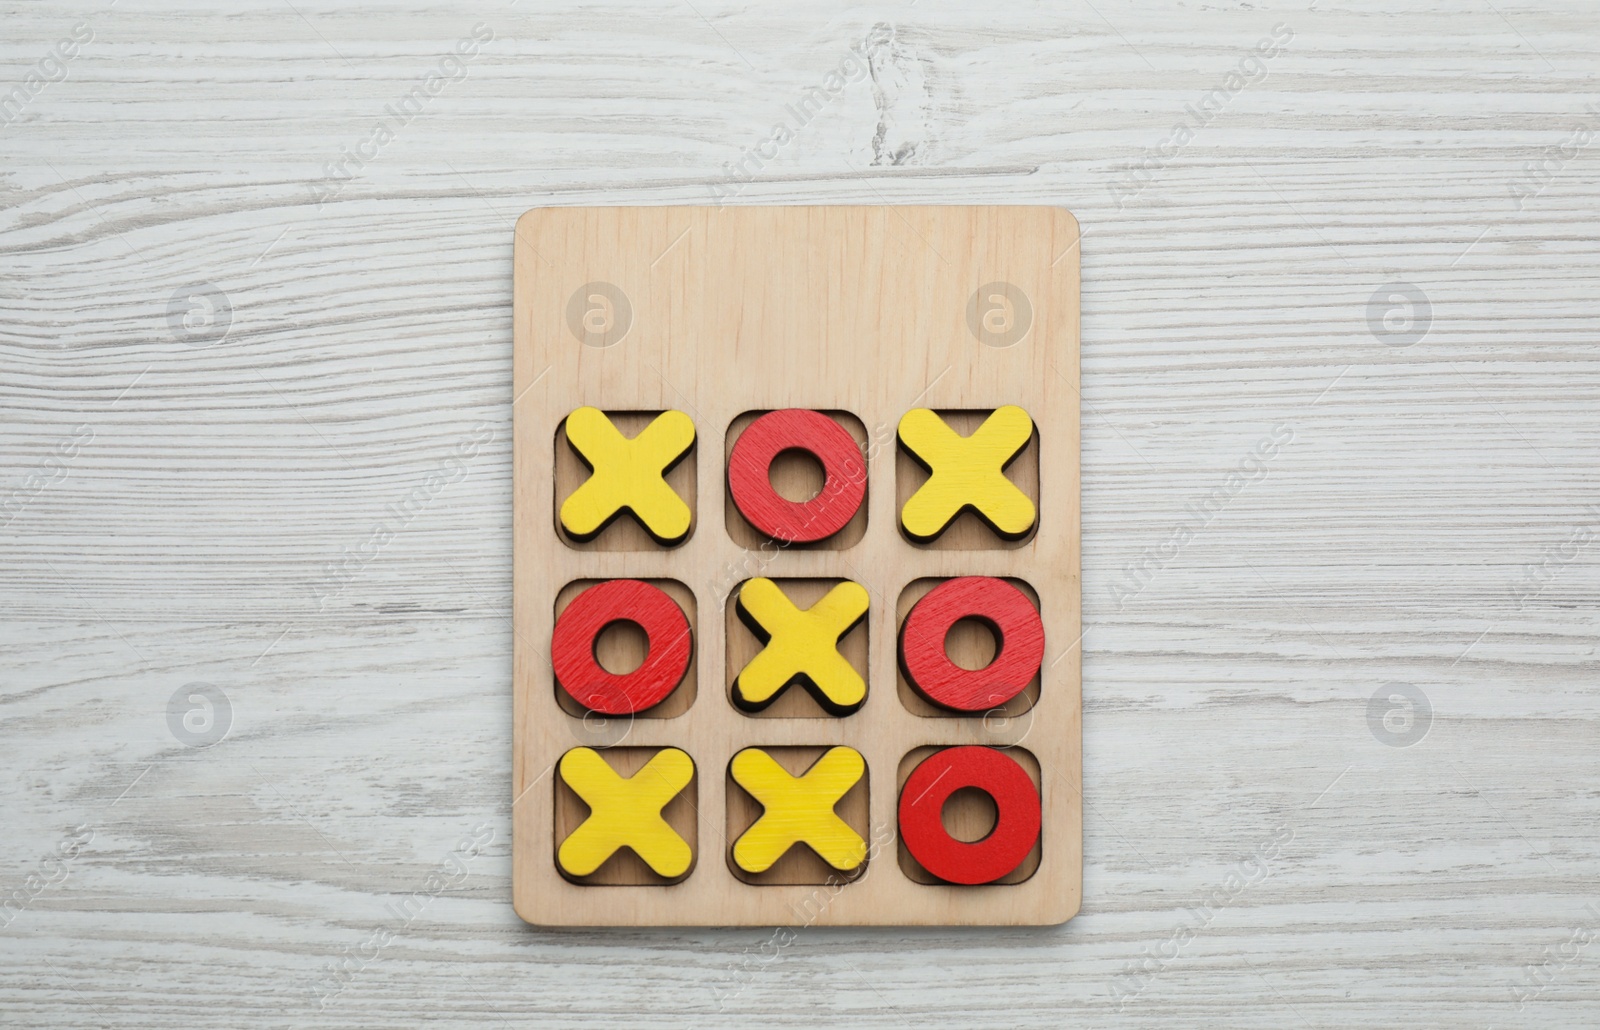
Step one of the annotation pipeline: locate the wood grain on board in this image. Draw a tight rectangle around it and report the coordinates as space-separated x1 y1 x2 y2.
513 205 1081 925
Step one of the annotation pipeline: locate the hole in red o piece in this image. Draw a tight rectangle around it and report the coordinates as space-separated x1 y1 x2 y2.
941 786 998 842
593 619 648 675
768 448 826 503
943 616 999 671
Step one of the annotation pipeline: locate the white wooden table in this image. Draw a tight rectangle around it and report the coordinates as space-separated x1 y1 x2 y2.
3 2 1597 1026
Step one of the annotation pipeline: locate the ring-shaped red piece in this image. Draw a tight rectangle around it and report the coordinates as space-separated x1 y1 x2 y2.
727 409 866 544
899 576 1044 712
898 746 1041 885
551 579 691 715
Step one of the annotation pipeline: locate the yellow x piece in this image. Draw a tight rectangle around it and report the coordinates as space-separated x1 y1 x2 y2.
559 407 695 543
733 578 869 714
730 747 867 874
556 747 694 879
897 405 1037 541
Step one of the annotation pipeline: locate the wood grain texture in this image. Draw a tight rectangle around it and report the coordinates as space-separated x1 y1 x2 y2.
2 0 1598 1024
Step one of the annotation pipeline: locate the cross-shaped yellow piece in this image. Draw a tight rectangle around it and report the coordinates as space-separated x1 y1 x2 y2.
556 747 695 879
559 407 695 544
897 405 1037 541
733 578 869 714
730 747 868 874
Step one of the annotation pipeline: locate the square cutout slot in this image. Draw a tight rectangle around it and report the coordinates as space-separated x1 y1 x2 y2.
896 578 1040 720
724 410 868 551
726 577 869 718
895 409 1039 550
726 746 870 885
555 410 697 551
554 578 696 720
896 746 1041 886
554 746 699 886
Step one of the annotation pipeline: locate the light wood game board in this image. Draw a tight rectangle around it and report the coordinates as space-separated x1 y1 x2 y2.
512 205 1081 926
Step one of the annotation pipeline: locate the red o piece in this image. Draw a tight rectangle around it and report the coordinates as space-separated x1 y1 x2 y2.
898 746 1041 885
727 410 866 544
552 579 691 715
899 577 1044 712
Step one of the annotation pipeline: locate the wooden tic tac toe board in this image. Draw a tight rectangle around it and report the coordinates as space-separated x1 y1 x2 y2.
512 206 1081 927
